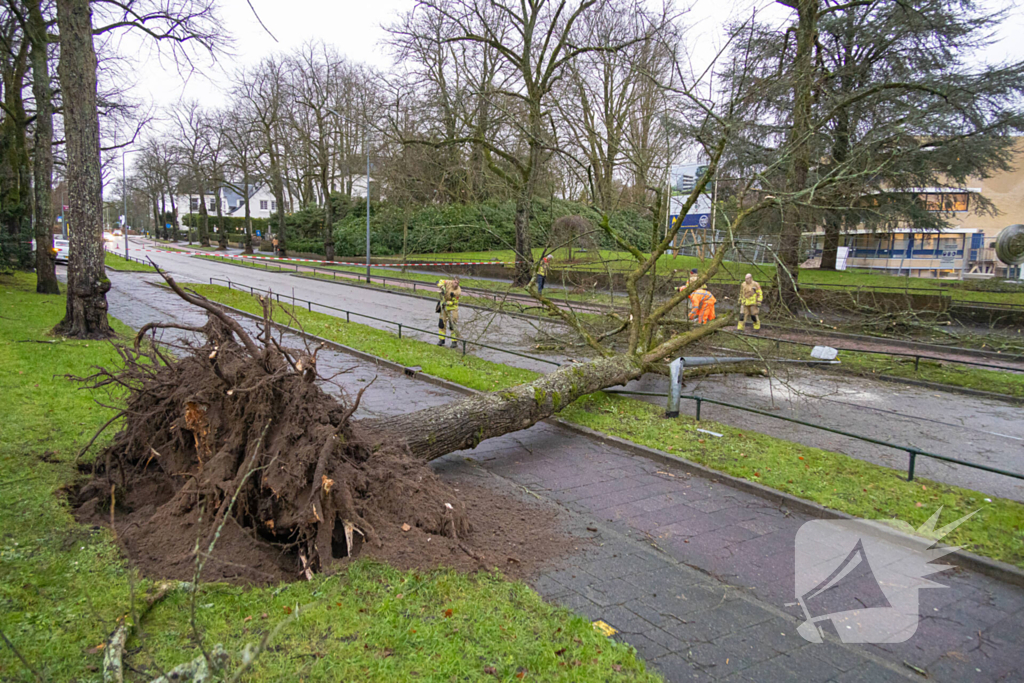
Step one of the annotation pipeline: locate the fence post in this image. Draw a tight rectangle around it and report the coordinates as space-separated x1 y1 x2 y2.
398 323 402 339
346 311 350 323
308 301 311 311
907 451 917 481
462 340 467 356
695 397 702 421
666 358 683 417
914 356 920 372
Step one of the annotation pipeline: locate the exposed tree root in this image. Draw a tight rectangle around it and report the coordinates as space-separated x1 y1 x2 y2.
75 268 471 582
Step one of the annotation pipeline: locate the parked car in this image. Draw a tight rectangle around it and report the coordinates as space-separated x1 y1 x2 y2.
102 231 117 242
112 228 123 237
54 238 70 263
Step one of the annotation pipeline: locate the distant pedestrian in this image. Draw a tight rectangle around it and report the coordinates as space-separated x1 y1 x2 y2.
536 255 552 295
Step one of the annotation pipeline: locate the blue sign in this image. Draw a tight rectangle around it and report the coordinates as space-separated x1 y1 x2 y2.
671 213 712 229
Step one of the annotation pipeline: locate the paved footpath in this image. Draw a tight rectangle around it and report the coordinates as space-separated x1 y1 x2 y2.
98 269 1024 682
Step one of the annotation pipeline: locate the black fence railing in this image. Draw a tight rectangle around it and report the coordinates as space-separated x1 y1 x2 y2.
605 389 1024 485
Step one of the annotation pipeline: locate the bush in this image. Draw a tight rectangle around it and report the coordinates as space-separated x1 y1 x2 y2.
181 214 271 236
328 199 653 258
0 234 33 273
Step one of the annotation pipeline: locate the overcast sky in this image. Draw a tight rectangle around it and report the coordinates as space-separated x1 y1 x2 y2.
125 0 1024 165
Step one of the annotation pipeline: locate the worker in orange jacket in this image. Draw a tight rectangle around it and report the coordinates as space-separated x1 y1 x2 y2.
678 278 717 325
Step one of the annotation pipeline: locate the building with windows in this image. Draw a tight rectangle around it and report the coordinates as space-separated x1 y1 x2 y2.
804 141 1024 278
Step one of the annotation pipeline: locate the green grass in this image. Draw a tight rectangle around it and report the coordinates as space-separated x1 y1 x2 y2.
194 253 626 312
0 272 657 683
193 282 1024 568
105 251 156 272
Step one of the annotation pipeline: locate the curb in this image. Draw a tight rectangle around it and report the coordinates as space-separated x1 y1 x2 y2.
205 294 1024 589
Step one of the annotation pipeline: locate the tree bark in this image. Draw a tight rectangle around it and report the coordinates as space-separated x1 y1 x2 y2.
215 191 227 249
168 192 178 241
28 0 58 294
777 0 820 306
54 0 111 338
271 155 287 258
322 171 334 261
356 354 645 462
198 190 210 246
243 178 253 254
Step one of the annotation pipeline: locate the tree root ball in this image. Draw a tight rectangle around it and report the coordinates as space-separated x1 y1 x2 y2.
74 312 471 582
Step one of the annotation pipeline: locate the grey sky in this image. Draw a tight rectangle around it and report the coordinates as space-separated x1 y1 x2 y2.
126 0 1024 160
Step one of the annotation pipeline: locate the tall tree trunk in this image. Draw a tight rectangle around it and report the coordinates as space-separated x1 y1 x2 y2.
271 150 287 257
512 109 543 286
151 196 160 242
243 177 253 254
357 354 645 462
322 169 334 261
819 33 853 272
776 0 820 306
168 192 178 241
54 0 111 338
198 190 210 246
159 195 167 240
215 191 227 249
28 0 58 294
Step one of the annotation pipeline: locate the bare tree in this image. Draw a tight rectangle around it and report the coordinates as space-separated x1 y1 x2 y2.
171 100 212 246
390 0 656 285
221 103 262 254
235 57 289 257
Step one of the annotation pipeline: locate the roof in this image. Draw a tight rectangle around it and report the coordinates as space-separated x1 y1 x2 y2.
802 227 984 236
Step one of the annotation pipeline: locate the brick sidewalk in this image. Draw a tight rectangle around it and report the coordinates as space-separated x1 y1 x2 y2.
104 271 1024 683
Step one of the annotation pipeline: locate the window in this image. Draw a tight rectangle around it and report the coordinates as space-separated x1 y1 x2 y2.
208 199 216 210
919 192 970 212
271 201 277 211
260 200 268 210
191 198 199 211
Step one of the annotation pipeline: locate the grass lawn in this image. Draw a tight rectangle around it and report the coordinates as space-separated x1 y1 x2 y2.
193 283 1024 569
0 272 657 683
104 251 156 272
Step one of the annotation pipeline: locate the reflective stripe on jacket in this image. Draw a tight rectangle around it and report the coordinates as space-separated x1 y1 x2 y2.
688 288 716 322
740 281 762 306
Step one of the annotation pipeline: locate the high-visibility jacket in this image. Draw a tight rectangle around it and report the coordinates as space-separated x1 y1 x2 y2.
740 280 763 306
538 261 549 277
438 280 461 310
688 288 716 324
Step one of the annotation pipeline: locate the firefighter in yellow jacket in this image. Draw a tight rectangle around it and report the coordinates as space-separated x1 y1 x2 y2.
738 273 763 330
437 278 461 347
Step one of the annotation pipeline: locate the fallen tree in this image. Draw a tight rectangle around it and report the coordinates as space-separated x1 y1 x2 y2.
75 109 766 577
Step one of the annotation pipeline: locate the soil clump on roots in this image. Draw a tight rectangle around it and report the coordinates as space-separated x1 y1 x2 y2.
72 272 572 584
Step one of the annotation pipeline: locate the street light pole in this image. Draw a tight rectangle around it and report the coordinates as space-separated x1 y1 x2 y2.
364 122 370 284
328 108 371 283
